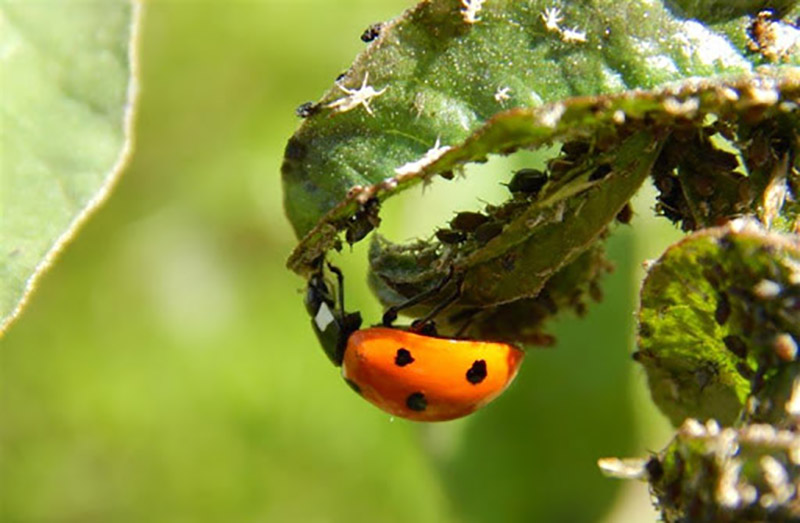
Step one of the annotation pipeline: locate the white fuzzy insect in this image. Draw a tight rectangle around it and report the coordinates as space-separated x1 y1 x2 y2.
326 72 387 116
560 26 587 44
540 6 563 33
494 86 511 102
394 138 452 176
461 0 486 24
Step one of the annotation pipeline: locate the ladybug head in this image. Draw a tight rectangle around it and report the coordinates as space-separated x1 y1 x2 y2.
305 267 361 366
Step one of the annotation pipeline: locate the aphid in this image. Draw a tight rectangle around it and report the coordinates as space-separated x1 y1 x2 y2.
450 211 489 232
773 333 798 362
616 203 633 225
507 168 547 196
540 6 563 33
360 22 383 43
747 10 800 62
345 198 381 245
494 86 511 103
326 72 388 116
435 229 467 245
473 220 504 244
295 101 320 118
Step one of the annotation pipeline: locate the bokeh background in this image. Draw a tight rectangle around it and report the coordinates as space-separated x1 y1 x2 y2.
2 1 682 521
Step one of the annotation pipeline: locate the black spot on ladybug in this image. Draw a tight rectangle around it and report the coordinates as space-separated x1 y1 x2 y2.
284 137 308 161
406 392 427 412
360 22 383 42
466 360 487 384
344 378 362 395
723 335 748 359
589 164 612 181
395 348 415 367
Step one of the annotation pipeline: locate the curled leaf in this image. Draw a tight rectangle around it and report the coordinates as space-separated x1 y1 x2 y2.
636 220 800 426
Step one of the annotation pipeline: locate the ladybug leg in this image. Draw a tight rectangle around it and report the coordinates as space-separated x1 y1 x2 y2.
409 273 464 333
382 266 455 326
326 262 362 359
326 263 346 316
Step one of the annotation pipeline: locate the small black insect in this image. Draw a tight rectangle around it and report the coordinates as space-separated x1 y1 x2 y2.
507 168 547 196
360 22 383 43
645 457 664 482
616 203 633 224
295 101 320 118
436 229 467 244
345 198 381 245
451 212 490 232
473 221 503 244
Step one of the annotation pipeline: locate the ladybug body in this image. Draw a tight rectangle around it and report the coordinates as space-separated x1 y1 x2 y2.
343 327 523 421
305 264 524 422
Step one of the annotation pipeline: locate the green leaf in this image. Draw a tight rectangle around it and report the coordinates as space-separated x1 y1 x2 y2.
635 221 800 426
602 419 800 522
367 129 658 339
281 0 800 270
0 1 140 331
284 0 758 242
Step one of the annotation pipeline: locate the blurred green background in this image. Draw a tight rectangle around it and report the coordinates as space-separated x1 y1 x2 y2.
1 1 679 521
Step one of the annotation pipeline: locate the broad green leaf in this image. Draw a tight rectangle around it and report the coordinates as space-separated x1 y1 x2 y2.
0 1 140 331
635 221 800 426
283 0 800 275
282 0 800 338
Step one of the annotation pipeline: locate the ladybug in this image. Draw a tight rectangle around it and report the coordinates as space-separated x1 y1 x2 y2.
305 262 524 422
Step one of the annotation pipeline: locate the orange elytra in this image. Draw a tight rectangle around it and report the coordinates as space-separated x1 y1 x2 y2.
342 327 524 421
304 262 524 422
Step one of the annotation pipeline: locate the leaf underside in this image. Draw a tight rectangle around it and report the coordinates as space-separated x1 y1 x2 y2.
0 0 139 331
